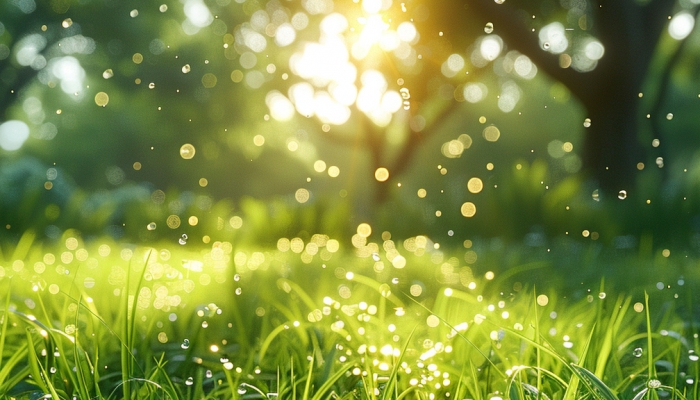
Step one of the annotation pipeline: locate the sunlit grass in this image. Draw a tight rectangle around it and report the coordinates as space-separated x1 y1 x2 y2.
0 232 698 399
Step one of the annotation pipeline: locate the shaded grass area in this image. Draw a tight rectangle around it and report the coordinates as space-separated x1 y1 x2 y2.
0 231 698 399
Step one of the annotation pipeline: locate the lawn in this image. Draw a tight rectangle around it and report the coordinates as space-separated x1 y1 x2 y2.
0 230 697 399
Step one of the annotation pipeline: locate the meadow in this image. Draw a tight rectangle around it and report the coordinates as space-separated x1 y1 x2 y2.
0 229 697 399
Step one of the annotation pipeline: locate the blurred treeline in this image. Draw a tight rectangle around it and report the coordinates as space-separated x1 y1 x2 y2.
1 0 700 252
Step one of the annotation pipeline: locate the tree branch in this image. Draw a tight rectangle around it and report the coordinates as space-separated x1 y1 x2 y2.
458 0 592 102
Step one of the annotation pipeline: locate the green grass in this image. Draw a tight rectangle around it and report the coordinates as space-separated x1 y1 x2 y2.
0 231 698 399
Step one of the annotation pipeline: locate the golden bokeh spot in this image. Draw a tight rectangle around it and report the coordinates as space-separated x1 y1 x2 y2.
460 202 476 217
314 160 327 172
180 143 196 159
94 92 109 106
326 239 340 253
374 167 389 182
166 215 181 229
202 73 217 88
486 162 494 170
467 177 483 193
295 188 310 203
537 294 549 306
426 315 440 327
134 78 141 84
277 238 290 252
229 216 243 229
463 239 473 248
637 162 645 170
357 223 372 238
633 302 644 312
132 53 143 64
44 181 53 190
328 166 340 177
133 162 142 170
662 249 670 257
562 142 573 152
231 70 243 82
582 229 590 237
483 125 500 142
478 116 486 124
253 135 265 146
188 216 198 226
417 188 427 198
199 178 208 187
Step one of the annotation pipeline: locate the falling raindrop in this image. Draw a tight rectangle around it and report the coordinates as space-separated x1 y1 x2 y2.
633 348 643 357
583 118 592 128
148 82 155 89
182 64 191 74
103 69 114 79
237 385 247 395
185 377 194 386
618 190 627 200
147 222 156 231
484 22 494 34
179 234 188 245
181 339 190 349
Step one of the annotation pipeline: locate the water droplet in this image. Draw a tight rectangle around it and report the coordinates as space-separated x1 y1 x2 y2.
103 69 114 79
583 118 592 128
598 292 606 299
181 339 190 349
666 113 673 120
202 321 209 328
543 42 550 49
651 138 660 147
50 367 57 373
592 189 600 202
182 64 191 74
391 277 399 284
494 0 505 4
618 190 627 200
62 18 73 28
130 9 139 18
372 253 380 261
220 356 229 363
206 370 213 378
234 274 241 282
179 234 188 245
689 351 699 361
399 88 411 99
185 377 194 386
237 384 247 395
633 348 643 357
403 100 410 110
148 82 155 89
159 4 168 12
484 22 494 34
147 222 156 231
235 288 242 295
647 379 661 388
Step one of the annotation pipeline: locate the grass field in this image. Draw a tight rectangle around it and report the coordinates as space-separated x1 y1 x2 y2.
0 230 698 399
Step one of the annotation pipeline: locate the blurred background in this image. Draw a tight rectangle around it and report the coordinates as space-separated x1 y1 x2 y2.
1 0 699 257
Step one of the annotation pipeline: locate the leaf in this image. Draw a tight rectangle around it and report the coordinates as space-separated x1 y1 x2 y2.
569 363 619 400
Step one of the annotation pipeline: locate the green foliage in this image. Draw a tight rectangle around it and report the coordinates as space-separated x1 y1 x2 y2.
0 235 697 399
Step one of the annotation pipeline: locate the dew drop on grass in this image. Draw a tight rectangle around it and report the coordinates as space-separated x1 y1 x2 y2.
147 222 156 231
202 321 209 328
235 288 242 295
618 190 627 200
50 367 57 373
583 118 592 128
647 379 661 388
234 274 240 281
484 22 494 34
237 385 247 395
185 377 194 386
206 370 213 378
148 82 155 89
181 339 190 349
391 278 399 284
689 350 699 361
182 64 191 74
372 253 380 261
179 234 188 245
400 88 410 99
159 4 168 12
633 348 643 357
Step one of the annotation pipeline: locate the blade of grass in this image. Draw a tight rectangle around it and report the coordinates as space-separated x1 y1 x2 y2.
380 325 417 400
302 354 315 400
310 362 353 400
0 279 11 371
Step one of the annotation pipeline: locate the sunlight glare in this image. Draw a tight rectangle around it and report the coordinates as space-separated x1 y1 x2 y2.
275 23 296 47
397 22 417 43
479 36 503 61
669 11 695 40
538 22 568 53
0 120 30 151
265 91 295 121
